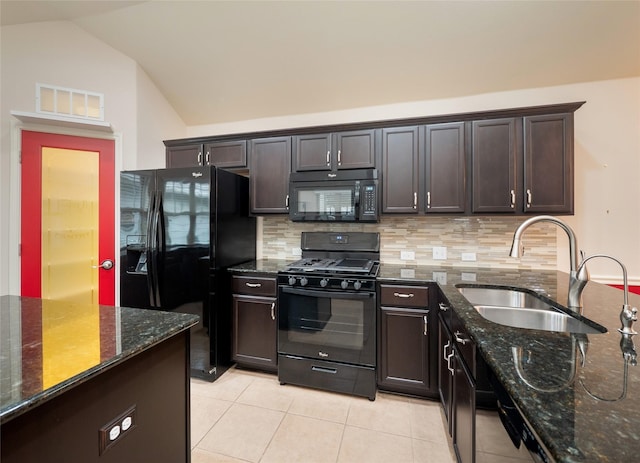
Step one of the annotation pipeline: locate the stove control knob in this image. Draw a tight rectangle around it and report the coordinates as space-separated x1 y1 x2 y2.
353 281 362 290
341 280 349 290
288 276 297 286
320 278 329 288
300 277 308 287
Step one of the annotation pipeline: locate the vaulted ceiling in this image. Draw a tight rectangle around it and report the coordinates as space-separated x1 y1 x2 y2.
2 1 639 126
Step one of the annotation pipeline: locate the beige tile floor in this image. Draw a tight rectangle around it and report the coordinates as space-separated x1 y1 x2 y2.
190 366 531 463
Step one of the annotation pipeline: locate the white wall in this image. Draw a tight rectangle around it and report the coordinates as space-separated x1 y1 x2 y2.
188 78 640 284
0 21 186 295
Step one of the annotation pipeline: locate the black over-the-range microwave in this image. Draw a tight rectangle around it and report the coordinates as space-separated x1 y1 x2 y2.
288 169 379 222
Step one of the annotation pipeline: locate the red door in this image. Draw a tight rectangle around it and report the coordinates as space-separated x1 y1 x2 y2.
20 131 115 305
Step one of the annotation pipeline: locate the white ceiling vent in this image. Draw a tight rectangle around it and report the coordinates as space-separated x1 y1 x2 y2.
36 83 104 121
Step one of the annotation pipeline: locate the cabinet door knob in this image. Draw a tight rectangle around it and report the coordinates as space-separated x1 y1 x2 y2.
326 151 330 166
423 315 428 336
526 189 532 208
413 192 418 210
443 340 451 360
510 189 515 208
205 151 211 165
438 302 449 312
337 150 341 166
426 191 431 209
197 151 203 165
270 302 276 320
447 350 455 375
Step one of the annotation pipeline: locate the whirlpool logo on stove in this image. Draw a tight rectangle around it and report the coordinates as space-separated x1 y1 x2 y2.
192 171 203 178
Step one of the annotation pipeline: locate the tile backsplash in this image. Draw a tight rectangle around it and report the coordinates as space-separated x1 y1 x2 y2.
260 216 557 270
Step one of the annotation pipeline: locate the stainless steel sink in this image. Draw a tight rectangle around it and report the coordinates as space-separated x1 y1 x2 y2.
457 286 605 334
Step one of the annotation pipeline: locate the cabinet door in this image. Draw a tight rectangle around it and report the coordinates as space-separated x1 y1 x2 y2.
205 140 247 168
438 314 453 434
524 113 573 214
453 351 476 463
232 294 277 371
166 144 203 168
378 307 430 396
249 136 291 214
335 129 376 170
381 126 420 213
471 118 519 213
293 134 332 171
425 122 466 213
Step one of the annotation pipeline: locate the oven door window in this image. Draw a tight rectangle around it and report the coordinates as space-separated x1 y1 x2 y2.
278 288 375 366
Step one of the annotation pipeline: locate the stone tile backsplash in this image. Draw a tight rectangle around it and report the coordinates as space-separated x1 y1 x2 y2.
261 215 557 269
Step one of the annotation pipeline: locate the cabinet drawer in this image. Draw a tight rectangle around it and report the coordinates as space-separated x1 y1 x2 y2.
450 310 475 372
379 284 429 307
232 275 276 296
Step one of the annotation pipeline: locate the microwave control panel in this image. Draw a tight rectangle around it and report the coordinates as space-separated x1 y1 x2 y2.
361 184 377 218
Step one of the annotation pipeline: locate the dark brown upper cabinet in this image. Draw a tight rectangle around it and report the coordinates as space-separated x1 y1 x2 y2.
523 113 573 213
166 143 203 168
292 129 376 172
166 140 247 169
471 118 520 213
381 126 420 213
249 136 292 214
424 122 467 213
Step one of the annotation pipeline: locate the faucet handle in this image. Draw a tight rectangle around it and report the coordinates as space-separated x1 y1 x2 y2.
619 305 638 336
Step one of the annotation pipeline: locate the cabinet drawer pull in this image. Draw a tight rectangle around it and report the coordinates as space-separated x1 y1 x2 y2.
454 331 470 345
510 189 515 208
270 302 275 320
393 292 414 298
413 192 418 209
205 151 210 165
197 151 203 165
337 150 342 166
245 282 262 288
423 315 428 336
439 302 449 312
285 194 289 209
326 150 331 166
526 189 532 208
426 191 431 209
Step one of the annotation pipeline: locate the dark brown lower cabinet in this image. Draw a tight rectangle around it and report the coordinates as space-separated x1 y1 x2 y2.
439 302 477 463
378 307 431 396
231 275 277 372
377 283 438 398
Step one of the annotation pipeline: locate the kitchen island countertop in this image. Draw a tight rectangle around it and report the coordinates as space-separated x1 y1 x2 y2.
0 295 199 424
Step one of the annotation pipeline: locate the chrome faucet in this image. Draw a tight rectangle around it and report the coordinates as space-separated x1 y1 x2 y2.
509 215 587 312
576 254 638 336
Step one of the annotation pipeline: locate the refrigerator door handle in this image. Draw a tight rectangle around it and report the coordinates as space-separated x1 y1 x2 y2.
154 194 164 307
149 191 162 308
146 191 157 308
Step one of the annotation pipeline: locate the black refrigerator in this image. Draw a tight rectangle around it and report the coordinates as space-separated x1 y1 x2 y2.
119 166 256 381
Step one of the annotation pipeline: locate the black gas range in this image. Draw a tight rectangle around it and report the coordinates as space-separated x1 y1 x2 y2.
277 232 379 400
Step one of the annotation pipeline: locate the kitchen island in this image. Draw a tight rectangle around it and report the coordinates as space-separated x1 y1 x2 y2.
379 265 640 463
0 295 198 463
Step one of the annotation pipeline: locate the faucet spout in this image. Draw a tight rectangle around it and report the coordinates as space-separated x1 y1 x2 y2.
577 254 638 336
510 215 585 312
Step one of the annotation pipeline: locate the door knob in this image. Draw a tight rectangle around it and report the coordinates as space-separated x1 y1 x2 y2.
93 259 114 270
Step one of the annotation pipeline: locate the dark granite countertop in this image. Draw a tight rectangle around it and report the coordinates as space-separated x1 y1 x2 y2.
228 258 291 275
229 259 640 461
380 263 640 463
0 295 198 424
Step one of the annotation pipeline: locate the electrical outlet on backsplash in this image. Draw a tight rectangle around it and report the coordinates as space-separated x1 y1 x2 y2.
260 216 557 270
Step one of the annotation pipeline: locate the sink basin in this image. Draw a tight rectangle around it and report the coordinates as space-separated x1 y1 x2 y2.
457 286 605 334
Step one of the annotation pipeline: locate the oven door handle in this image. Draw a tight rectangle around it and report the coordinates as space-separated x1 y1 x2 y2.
280 286 374 300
